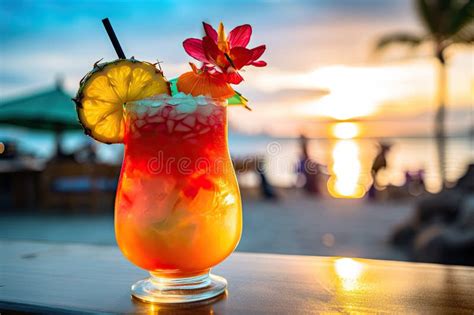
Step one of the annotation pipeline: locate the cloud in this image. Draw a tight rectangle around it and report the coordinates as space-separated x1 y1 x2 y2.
251 88 330 103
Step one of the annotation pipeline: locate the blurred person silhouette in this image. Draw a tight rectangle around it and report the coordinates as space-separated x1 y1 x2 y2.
368 142 391 199
405 169 426 196
297 134 321 195
256 158 277 200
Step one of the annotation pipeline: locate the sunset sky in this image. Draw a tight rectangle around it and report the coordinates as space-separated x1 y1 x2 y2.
1 0 473 138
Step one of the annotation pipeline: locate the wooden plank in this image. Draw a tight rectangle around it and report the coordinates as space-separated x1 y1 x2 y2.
1 240 473 314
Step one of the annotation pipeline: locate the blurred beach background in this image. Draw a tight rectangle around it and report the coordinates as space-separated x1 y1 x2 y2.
1 0 473 265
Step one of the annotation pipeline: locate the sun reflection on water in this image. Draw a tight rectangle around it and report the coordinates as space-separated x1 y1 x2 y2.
326 122 369 198
327 139 365 198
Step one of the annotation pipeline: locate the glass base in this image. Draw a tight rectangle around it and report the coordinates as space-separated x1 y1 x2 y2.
131 272 227 304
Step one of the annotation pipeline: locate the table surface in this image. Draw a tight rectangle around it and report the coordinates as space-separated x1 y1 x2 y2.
1 240 473 314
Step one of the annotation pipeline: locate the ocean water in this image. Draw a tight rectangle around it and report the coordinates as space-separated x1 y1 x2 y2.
229 133 473 195
1 127 472 197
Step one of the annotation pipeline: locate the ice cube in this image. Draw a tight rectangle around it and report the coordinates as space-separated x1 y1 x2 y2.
183 133 196 139
148 115 165 123
197 115 208 125
135 119 146 128
176 102 197 114
175 123 192 132
182 116 196 128
162 106 172 118
197 104 213 116
151 100 163 107
167 120 175 133
168 93 190 105
168 109 177 119
148 107 160 117
199 127 211 134
135 105 148 119
167 98 181 106
212 107 224 116
195 95 208 106
175 113 188 121
131 125 141 138
136 99 157 107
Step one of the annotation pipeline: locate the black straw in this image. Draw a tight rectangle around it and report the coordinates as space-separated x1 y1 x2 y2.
102 18 126 59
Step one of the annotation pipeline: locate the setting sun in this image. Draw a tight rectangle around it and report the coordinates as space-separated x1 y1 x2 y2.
332 122 359 139
295 66 395 121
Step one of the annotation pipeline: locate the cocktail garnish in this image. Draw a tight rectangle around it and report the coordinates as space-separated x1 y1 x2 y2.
74 59 170 143
75 19 265 144
177 63 235 99
178 22 266 100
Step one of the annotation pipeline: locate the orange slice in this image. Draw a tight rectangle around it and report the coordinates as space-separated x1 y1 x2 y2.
74 59 170 143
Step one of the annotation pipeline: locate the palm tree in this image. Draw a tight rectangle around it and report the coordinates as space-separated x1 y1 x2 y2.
375 0 473 188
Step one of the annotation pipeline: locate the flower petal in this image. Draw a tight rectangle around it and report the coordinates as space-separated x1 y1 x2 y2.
203 36 228 68
183 38 209 63
228 24 252 48
251 60 267 67
177 68 234 99
202 22 217 42
230 47 254 69
226 71 244 84
250 45 266 61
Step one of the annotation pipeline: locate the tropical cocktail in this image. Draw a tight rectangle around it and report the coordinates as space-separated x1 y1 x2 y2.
116 94 242 275
74 20 266 303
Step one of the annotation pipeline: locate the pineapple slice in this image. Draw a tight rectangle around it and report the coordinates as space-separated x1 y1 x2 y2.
74 59 170 143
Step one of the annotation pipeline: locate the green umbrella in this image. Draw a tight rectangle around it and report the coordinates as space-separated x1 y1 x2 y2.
0 80 81 155
0 82 80 130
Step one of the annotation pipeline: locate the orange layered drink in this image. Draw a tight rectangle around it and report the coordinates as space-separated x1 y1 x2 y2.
115 95 242 276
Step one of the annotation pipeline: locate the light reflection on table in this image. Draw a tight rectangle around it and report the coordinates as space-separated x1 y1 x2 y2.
334 258 364 291
2 241 473 314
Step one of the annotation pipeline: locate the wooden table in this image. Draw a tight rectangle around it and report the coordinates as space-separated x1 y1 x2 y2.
1 240 473 314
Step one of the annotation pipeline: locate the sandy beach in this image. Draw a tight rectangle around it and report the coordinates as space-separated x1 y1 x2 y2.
0 194 413 262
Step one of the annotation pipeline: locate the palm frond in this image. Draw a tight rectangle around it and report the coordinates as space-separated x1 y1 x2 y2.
375 33 425 51
416 0 439 34
451 21 474 43
448 0 474 36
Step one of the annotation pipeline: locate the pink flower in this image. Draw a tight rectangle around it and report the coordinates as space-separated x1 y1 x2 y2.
183 22 267 84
